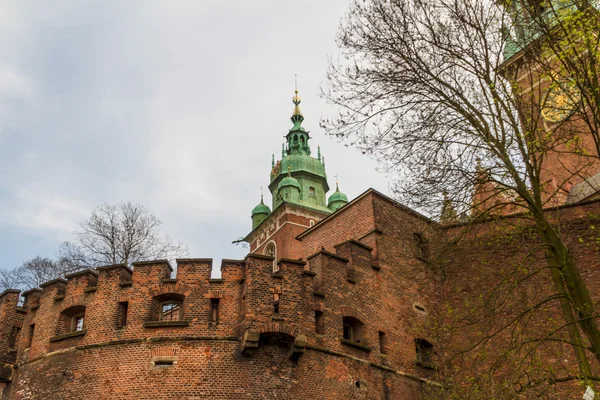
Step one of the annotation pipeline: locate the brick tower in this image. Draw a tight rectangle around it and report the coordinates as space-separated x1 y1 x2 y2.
245 90 348 263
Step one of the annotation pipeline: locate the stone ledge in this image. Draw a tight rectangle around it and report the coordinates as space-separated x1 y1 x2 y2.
83 286 97 293
340 338 371 352
119 280 133 287
161 278 177 284
314 291 326 298
416 360 437 370
302 270 317 277
50 330 87 342
144 320 190 328
271 273 284 279
209 278 224 283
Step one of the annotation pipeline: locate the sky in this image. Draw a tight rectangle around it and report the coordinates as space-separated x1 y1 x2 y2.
0 1 390 275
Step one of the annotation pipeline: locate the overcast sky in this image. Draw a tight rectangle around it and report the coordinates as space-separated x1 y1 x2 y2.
0 1 390 274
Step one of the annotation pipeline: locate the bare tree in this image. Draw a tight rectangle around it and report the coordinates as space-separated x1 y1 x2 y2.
0 269 21 293
60 202 189 268
323 0 600 396
0 257 79 292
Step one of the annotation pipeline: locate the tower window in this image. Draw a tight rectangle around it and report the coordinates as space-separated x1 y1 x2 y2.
308 187 316 197
117 301 129 328
27 323 35 348
264 242 278 273
9 326 20 349
58 305 86 334
379 331 388 354
210 298 220 323
273 293 280 315
414 233 429 260
315 311 325 334
342 316 365 343
415 338 434 368
160 301 181 321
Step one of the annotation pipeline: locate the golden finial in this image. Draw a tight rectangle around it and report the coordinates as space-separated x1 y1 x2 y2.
292 74 302 117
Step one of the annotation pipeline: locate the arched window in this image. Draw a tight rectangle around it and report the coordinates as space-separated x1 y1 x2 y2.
59 305 86 334
342 316 365 344
415 338 434 368
264 242 278 273
308 187 316 197
150 293 185 322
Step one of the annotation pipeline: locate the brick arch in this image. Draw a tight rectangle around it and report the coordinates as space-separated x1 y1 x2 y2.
59 295 91 312
148 282 194 298
255 322 299 338
338 305 369 323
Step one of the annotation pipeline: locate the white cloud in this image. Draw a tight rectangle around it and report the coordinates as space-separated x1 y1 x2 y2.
0 0 391 269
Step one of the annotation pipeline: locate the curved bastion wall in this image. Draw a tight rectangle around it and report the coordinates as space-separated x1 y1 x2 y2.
0 237 440 400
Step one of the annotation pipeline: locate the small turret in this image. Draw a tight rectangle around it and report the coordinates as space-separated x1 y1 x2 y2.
276 167 301 206
251 193 271 229
328 182 349 212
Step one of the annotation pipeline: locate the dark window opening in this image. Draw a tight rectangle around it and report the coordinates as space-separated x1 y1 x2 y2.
342 316 365 343
274 293 280 315
117 301 129 328
27 324 35 348
315 311 325 334
415 304 426 312
9 326 20 349
153 358 176 368
379 331 388 354
210 298 220 323
59 305 86 334
416 338 434 366
160 301 181 321
414 233 429 260
308 187 316 197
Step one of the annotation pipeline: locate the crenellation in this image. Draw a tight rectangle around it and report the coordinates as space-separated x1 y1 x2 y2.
176 258 212 283
131 260 172 283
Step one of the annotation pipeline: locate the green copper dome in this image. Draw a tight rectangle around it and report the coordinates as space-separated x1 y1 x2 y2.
278 175 301 190
328 183 349 212
251 195 271 230
251 199 271 216
328 188 348 203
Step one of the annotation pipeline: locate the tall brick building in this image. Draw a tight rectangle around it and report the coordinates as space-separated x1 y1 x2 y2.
1 6 600 397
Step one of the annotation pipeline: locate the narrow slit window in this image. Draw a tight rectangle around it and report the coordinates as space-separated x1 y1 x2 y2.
28 323 35 348
379 331 388 354
210 298 220 323
9 326 20 348
315 311 325 334
414 233 429 260
118 301 129 328
274 293 280 315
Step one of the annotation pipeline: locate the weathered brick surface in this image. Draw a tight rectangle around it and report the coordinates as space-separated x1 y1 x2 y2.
2 189 596 399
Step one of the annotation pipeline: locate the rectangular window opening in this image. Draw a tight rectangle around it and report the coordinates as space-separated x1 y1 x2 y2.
154 360 174 366
379 331 388 354
210 298 220 323
315 311 325 334
27 324 35 348
118 301 129 328
414 233 430 260
343 324 352 341
9 326 20 349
